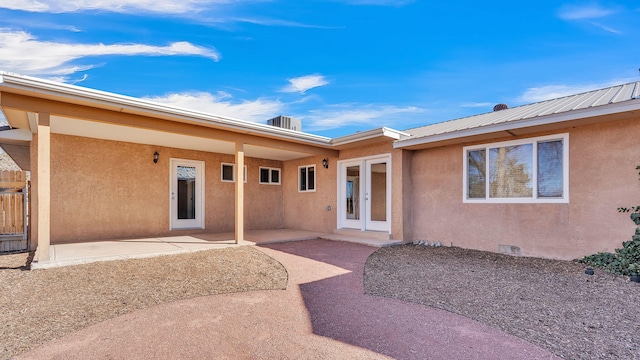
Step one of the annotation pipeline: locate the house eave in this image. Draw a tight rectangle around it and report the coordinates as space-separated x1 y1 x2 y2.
0 72 333 147
394 98 640 150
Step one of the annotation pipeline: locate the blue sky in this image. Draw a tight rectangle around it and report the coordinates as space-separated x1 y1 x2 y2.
0 1 639 137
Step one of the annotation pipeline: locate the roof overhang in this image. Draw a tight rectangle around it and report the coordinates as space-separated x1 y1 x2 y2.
331 127 409 150
0 72 343 168
394 98 640 150
0 72 333 147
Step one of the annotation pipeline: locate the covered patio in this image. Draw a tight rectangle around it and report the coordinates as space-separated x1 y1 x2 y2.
30 229 402 269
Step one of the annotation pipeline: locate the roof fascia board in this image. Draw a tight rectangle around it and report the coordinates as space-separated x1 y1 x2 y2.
394 98 640 149
0 73 332 146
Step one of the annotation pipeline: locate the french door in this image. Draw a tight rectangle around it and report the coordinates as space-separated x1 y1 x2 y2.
338 155 390 232
170 159 205 229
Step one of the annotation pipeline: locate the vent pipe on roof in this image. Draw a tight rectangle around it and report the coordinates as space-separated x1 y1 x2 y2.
493 103 509 111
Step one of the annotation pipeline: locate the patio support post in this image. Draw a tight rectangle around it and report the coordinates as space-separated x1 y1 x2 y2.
235 142 244 244
36 112 51 262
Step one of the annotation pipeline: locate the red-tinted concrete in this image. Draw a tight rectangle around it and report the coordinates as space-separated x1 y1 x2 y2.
18 240 558 359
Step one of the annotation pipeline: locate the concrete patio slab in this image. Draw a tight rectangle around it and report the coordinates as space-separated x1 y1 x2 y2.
30 229 404 269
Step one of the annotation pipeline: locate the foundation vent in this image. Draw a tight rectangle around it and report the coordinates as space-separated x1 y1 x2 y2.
499 244 521 255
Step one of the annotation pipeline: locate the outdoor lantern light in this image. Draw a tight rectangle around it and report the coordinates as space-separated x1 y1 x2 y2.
153 151 159 164
322 158 328 169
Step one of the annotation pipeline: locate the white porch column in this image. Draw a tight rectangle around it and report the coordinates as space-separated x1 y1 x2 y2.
235 142 244 244
36 113 51 262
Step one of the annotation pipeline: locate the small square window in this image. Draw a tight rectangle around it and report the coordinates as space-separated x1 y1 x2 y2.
221 163 234 182
299 165 316 192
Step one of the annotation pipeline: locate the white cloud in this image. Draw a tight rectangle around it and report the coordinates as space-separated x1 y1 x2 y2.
144 91 284 123
590 21 621 34
281 74 329 94
227 17 340 29
2 0 50 12
558 4 617 20
0 0 230 14
0 30 219 80
302 104 424 131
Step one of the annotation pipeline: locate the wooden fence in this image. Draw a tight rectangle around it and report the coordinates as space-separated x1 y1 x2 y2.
0 171 28 253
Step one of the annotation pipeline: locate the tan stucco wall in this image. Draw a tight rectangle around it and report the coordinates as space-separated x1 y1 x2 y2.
282 155 337 233
409 117 640 260
49 134 283 243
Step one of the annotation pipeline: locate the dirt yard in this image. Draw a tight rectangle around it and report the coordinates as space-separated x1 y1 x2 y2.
0 247 287 360
364 244 640 360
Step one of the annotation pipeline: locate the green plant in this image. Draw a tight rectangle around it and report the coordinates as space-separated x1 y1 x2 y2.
579 166 640 276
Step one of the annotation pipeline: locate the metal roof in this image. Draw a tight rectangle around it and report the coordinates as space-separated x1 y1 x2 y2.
397 81 640 147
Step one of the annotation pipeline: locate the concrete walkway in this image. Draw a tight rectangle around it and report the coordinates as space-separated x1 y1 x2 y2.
19 240 558 359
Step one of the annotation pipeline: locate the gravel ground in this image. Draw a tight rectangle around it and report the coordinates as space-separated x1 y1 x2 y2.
0 247 287 360
364 244 640 360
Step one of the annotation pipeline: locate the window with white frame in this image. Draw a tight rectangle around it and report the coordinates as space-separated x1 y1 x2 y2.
259 167 281 185
298 165 316 192
221 163 247 183
463 134 568 203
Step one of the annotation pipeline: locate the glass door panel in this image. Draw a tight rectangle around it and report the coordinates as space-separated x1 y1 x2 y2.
177 166 196 219
369 162 387 222
346 166 360 220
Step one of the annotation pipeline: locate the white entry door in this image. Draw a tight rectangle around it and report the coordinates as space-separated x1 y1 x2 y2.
170 159 205 230
338 155 390 232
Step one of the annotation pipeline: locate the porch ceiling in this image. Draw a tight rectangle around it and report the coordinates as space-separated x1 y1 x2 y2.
50 115 312 161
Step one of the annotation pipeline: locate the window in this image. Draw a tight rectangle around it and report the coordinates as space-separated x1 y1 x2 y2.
463 134 568 203
259 167 281 185
298 165 316 192
221 163 247 183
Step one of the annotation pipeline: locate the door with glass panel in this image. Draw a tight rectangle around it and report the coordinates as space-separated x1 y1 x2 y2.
339 156 390 232
170 159 204 229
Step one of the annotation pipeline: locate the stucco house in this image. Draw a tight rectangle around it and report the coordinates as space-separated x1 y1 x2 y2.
0 72 639 264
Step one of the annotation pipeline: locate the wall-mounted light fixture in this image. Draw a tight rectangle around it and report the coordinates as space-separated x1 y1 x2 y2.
153 151 159 164
322 158 329 169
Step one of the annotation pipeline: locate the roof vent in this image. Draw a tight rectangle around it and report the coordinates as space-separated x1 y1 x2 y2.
493 103 509 111
267 115 302 131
